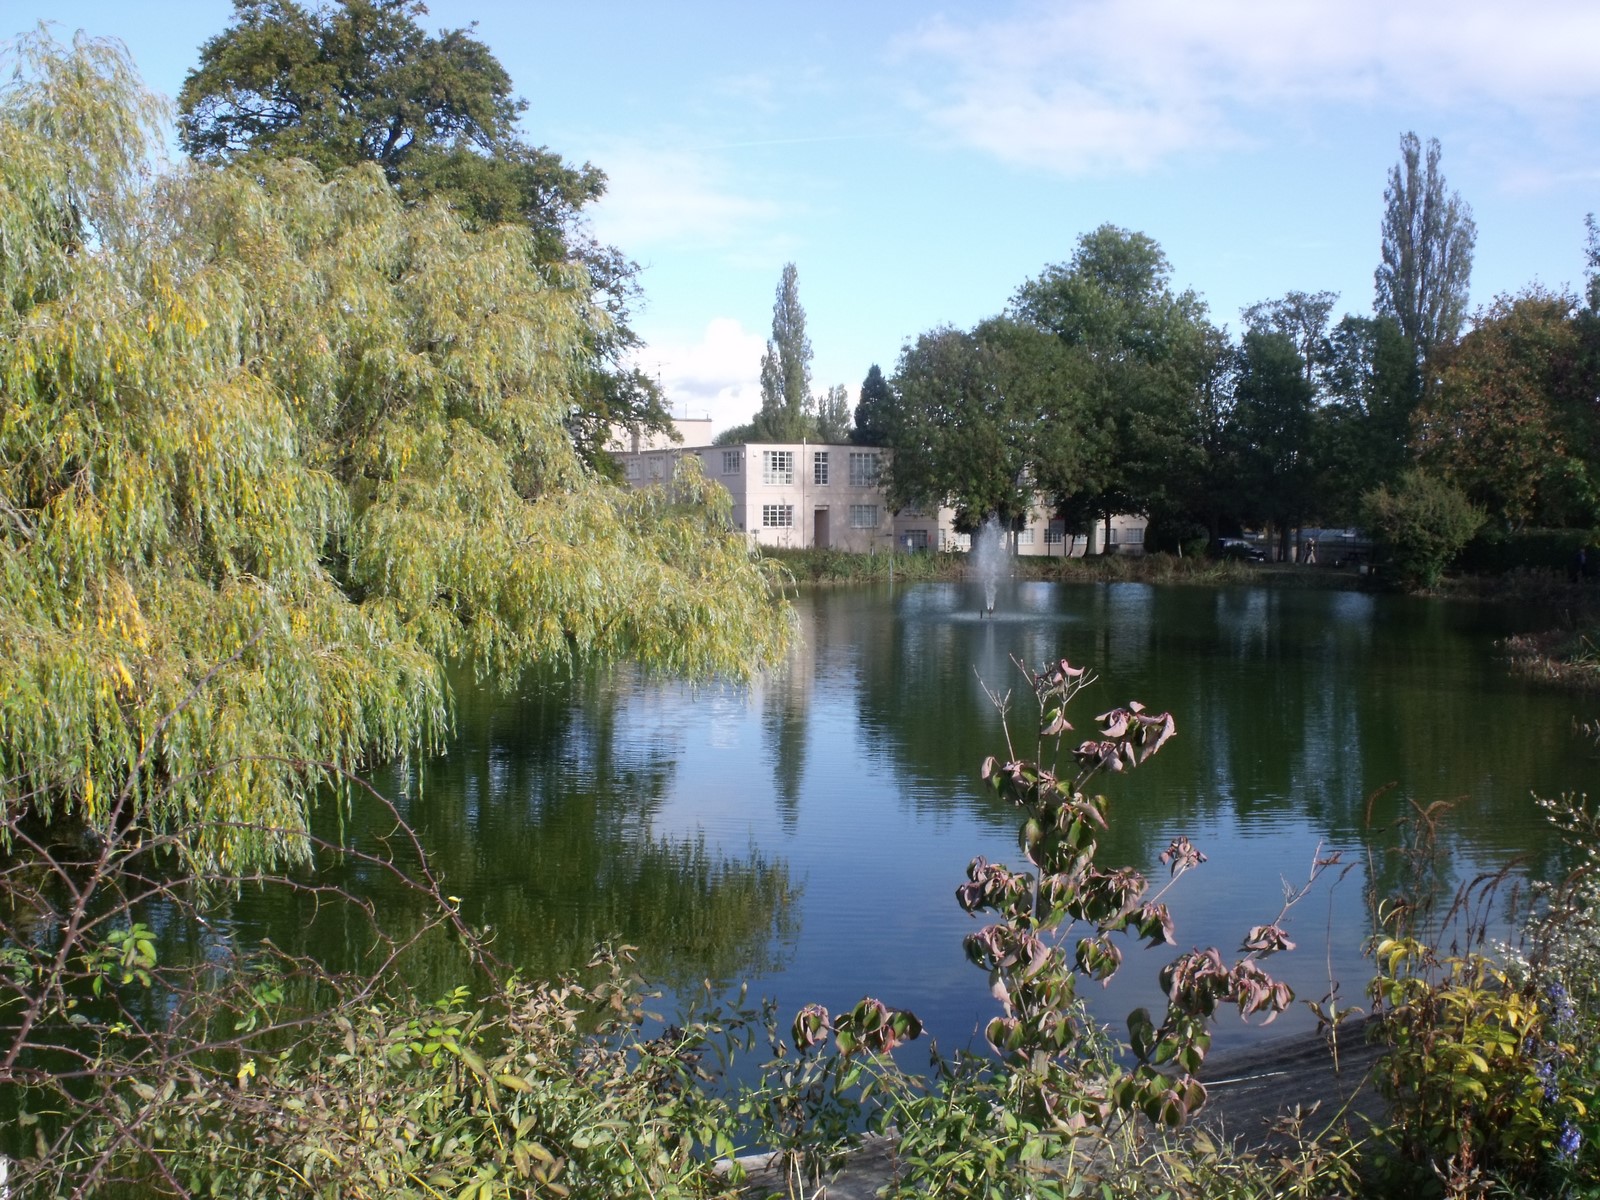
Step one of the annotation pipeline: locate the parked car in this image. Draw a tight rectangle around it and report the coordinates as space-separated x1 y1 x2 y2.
1212 537 1267 562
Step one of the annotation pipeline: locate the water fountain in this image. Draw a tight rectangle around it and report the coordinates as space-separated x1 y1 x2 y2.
973 515 1005 617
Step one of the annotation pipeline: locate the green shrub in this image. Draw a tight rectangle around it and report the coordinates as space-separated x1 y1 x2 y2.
1365 784 1600 1199
0 768 758 1199
1361 470 1486 589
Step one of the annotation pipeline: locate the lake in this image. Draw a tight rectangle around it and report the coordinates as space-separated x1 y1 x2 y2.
248 579 1594 1055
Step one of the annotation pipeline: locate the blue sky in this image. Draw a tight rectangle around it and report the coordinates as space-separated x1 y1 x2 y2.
19 1 1600 433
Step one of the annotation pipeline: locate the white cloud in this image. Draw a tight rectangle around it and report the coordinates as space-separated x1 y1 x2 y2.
632 317 766 434
894 0 1600 174
585 141 783 252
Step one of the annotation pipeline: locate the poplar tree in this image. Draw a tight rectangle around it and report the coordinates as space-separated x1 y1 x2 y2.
1584 213 1600 314
813 384 853 443
0 31 788 870
752 263 814 442
1375 132 1476 372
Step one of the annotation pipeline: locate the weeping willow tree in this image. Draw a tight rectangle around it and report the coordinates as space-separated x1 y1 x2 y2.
0 30 790 871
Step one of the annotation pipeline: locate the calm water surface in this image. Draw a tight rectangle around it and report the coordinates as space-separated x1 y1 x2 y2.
258 580 1596 1054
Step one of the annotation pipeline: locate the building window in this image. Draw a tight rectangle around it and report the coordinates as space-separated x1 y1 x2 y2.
722 450 742 475
904 529 929 550
1106 527 1118 545
1018 528 1035 545
762 450 794 486
761 504 794 528
813 451 829 485
1124 527 1144 544
625 459 640 479
849 504 878 529
943 531 971 552
848 452 880 486
1045 526 1063 546
649 457 663 479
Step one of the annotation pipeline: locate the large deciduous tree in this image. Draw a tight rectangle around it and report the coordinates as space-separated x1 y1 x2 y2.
884 325 1033 531
1375 132 1476 375
177 0 670 470
1415 288 1596 529
977 316 1103 513
1230 293 1336 545
1011 225 1216 534
178 0 596 241
1313 314 1421 523
1226 329 1317 553
883 318 1093 534
1241 290 1338 390
0 31 788 869
753 262 814 442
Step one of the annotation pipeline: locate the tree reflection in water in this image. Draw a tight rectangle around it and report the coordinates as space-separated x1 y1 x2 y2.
227 664 799 1001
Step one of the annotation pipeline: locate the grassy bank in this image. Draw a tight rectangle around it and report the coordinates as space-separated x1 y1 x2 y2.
766 546 1366 589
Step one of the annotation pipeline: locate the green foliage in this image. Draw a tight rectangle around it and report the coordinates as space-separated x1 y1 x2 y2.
738 998 922 1197
878 1063 1363 1200
1361 470 1485 589
712 422 757 447
1524 790 1600 1197
1141 516 1212 558
1226 328 1317 532
1079 1120 1365 1200
47 953 751 1198
1241 290 1338 390
1364 787 1600 1198
0 31 788 868
852 363 893 446
1586 214 1600 316
1011 224 1218 525
813 383 853 444
871 1047 1109 1200
0 757 761 1199
1313 314 1422 524
752 263 815 443
177 0 597 249
1375 132 1476 371
763 546 951 585
1368 936 1555 1194
176 0 673 471
1418 287 1598 530
884 323 1041 529
881 225 1222 536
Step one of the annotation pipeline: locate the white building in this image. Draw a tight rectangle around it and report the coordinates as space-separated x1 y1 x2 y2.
615 437 1147 556
608 416 715 455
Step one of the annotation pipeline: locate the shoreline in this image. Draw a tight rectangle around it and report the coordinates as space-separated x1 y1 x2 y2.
733 1020 1389 1198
